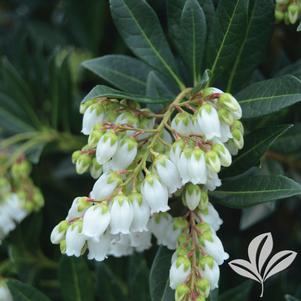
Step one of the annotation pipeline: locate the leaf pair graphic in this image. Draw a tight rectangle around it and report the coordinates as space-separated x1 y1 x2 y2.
229 233 297 298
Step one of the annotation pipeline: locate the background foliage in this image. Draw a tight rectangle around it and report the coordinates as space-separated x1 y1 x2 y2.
0 0 300 300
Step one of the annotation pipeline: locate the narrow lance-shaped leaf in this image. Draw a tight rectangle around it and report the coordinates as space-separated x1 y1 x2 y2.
180 0 206 85
82 55 152 94
149 247 174 301
7 280 51 301
226 0 274 92
221 125 292 178
59 256 94 301
211 175 301 208
207 0 248 87
219 281 253 301
83 85 171 104
109 0 184 89
237 75 301 119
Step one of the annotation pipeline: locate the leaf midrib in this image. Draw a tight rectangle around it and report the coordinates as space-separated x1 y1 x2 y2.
239 93 301 104
86 64 146 87
213 188 301 195
120 0 183 89
210 0 242 79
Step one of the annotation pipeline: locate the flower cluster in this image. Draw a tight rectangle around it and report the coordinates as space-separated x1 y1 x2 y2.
0 155 44 244
275 0 301 25
50 87 244 297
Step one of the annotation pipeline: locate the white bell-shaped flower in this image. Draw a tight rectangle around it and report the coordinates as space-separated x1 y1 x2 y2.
87 232 111 261
205 170 221 191
130 192 150 232
218 93 242 120
90 172 121 201
190 114 203 136
65 222 86 257
110 194 133 235
82 203 110 239
96 130 119 165
141 174 169 214
200 203 223 231
220 122 233 143
197 104 221 140
66 197 83 221
188 148 207 185
90 158 102 179
148 213 172 245
50 220 68 244
177 148 192 185
109 234 134 257
169 140 185 166
82 105 104 135
184 183 202 211
212 142 232 167
169 256 191 289
155 155 182 194
203 230 229 265
0 282 13 301
110 136 138 170
130 231 152 252
201 257 220 290
171 112 193 136
225 139 239 156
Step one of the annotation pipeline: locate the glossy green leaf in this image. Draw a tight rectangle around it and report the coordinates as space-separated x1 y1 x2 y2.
226 0 274 92
59 256 94 301
180 0 206 84
271 123 301 153
82 55 152 94
237 75 301 118
211 175 301 208
83 85 171 104
109 0 184 89
219 281 252 301
7 280 51 301
167 0 214 52
208 0 248 86
221 125 291 177
275 59 301 78
149 247 174 301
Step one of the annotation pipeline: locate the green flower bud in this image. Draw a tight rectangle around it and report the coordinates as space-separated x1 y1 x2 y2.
60 239 66 254
275 9 284 22
76 153 92 174
205 151 221 173
196 296 206 301
72 150 81 163
218 108 234 125
77 197 92 212
58 220 69 233
176 256 191 272
196 278 210 297
199 255 214 269
175 284 190 301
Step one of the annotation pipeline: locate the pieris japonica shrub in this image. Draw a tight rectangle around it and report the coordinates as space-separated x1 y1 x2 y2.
0 0 301 300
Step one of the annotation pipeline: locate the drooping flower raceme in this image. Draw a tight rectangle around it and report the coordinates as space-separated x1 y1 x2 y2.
275 0 301 25
0 156 44 244
50 87 244 299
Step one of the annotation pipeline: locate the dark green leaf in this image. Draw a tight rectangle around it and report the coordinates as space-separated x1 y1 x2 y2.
179 0 206 84
146 71 176 98
226 0 274 92
211 174 301 208
191 69 212 94
149 247 174 301
237 75 301 119
275 59 301 78
221 125 291 177
209 289 219 301
285 295 300 301
167 0 214 53
297 21 301 31
83 85 171 104
271 123 301 153
96 262 128 301
82 55 152 94
59 256 94 301
207 0 248 86
128 254 151 301
109 0 184 89
219 281 252 301
7 279 51 301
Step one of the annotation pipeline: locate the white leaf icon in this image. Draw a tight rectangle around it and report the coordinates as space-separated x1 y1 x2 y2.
229 233 297 298
247 232 273 273
263 250 297 281
228 259 261 283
